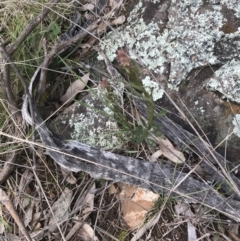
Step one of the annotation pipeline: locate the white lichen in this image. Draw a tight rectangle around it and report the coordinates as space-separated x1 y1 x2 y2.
142 76 164 101
199 107 205 113
167 2 224 87
69 99 125 149
206 60 240 104
232 114 240 137
98 0 233 91
221 0 240 17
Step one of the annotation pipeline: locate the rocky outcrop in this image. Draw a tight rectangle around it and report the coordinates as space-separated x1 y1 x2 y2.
97 0 240 163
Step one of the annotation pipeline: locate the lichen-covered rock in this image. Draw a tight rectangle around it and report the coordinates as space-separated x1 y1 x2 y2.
49 91 125 149
50 0 240 162
98 0 240 91
99 0 240 89
167 0 223 88
97 0 240 162
206 60 240 104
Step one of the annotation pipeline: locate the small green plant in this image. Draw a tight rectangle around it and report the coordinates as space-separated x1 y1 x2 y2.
117 230 128 241
99 50 165 145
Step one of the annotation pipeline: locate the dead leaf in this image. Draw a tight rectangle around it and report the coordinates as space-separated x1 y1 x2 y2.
131 212 161 241
109 0 118 8
108 184 117 195
24 200 34 226
32 212 41 223
174 202 197 241
32 212 42 231
61 167 77 184
76 223 99 241
111 15 126 25
174 202 189 216
79 4 95 11
60 73 89 103
109 0 124 10
14 169 34 211
97 21 108 35
49 187 72 226
149 150 162 163
18 169 33 193
33 222 41 231
157 137 185 163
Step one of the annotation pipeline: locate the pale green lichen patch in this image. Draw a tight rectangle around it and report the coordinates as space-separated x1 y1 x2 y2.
69 103 124 148
68 93 124 149
167 0 224 88
49 90 126 149
232 114 240 137
206 60 240 104
98 0 240 91
98 6 170 71
142 76 164 101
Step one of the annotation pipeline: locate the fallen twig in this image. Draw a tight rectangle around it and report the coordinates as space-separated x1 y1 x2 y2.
36 21 98 102
0 188 32 241
0 42 22 124
0 151 17 185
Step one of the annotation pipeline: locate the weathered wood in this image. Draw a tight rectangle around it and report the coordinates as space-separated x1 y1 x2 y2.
20 7 240 221
135 101 240 200
21 88 240 222
98 45 240 201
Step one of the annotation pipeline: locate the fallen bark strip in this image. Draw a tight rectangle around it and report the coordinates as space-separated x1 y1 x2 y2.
156 114 240 198
134 101 240 200
98 49 240 201
18 12 240 222
18 93 240 222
